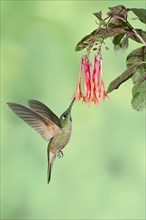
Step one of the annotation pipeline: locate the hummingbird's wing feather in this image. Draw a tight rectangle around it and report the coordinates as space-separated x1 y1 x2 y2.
7 103 60 141
28 100 60 127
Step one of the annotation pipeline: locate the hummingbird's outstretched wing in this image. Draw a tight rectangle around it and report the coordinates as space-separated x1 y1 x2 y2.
7 103 61 141
28 100 60 127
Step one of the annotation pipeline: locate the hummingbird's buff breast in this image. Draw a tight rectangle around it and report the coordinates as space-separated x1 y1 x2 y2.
49 123 72 153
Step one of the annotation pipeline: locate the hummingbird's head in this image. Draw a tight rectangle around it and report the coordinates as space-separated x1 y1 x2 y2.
60 98 75 127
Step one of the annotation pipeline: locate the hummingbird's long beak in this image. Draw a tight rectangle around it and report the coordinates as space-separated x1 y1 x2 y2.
68 97 75 111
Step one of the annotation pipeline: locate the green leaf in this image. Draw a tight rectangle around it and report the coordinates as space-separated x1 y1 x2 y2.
93 11 102 20
131 74 146 111
126 46 146 68
107 5 129 29
112 33 125 45
75 28 129 51
130 8 146 24
114 36 129 55
108 5 127 18
129 29 146 43
108 21 129 30
75 29 96 51
132 66 146 84
126 46 146 111
121 35 129 49
114 44 124 55
107 62 142 93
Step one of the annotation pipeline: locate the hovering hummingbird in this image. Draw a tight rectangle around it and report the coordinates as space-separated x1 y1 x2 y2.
7 98 75 183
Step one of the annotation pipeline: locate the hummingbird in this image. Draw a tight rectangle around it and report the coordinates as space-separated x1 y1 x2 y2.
7 98 75 184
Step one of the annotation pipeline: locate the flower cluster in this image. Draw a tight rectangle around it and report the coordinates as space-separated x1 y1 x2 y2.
73 53 107 106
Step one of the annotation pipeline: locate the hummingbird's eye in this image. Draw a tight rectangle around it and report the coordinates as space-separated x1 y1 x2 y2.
62 114 67 120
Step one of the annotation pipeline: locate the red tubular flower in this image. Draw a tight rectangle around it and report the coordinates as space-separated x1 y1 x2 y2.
73 81 83 100
100 80 107 101
73 53 107 106
92 55 100 105
73 57 84 100
98 54 107 101
82 56 92 105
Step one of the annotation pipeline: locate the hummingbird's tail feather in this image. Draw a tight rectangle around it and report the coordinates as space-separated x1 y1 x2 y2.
47 150 55 184
47 163 52 184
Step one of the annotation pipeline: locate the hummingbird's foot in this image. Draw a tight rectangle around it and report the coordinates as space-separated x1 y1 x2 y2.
56 151 64 159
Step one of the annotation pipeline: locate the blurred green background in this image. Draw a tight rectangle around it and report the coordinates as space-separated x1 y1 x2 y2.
1 1 145 219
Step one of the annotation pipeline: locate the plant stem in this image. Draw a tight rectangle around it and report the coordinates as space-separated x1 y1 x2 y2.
114 15 146 46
